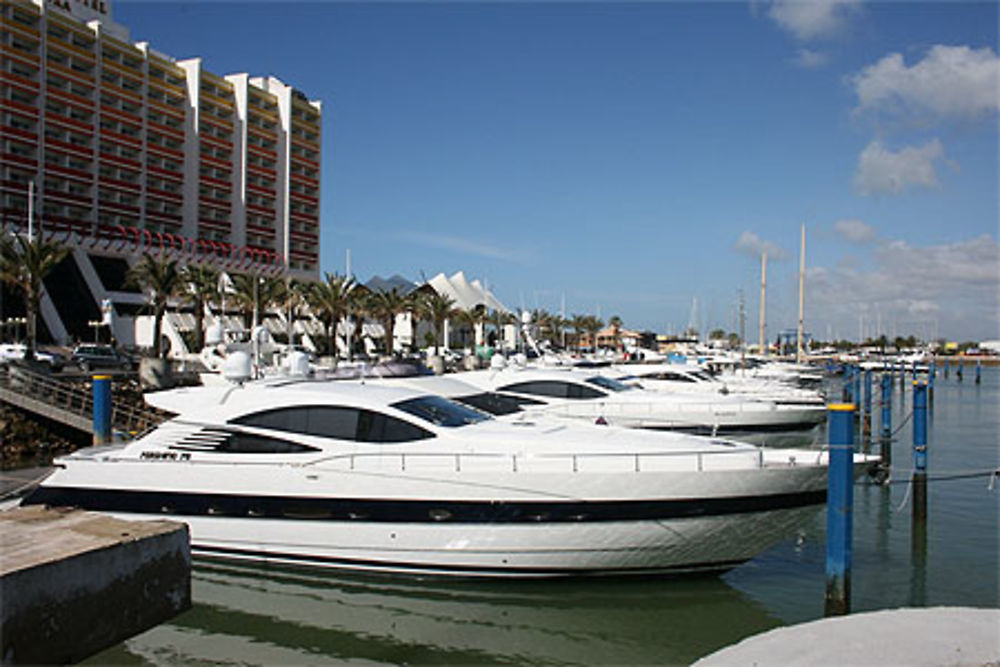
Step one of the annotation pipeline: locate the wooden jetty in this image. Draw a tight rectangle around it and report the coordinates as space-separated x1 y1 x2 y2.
1 505 190 664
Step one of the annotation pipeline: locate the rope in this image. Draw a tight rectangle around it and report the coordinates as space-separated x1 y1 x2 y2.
873 468 1000 486
894 470 915 512
856 467 1000 511
0 475 48 502
889 409 914 437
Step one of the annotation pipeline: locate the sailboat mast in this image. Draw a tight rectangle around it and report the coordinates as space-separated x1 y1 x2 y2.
796 224 805 363
758 250 767 356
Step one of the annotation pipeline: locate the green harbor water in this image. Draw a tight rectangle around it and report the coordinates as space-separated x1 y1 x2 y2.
89 366 999 666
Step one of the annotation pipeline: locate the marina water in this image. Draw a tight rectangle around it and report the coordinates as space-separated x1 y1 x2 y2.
88 366 999 665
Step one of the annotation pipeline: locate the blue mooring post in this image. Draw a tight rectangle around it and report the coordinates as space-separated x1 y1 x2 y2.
825 403 855 617
911 380 929 578
913 381 928 473
975 359 982 385
880 373 892 475
862 370 873 448
853 369 861 419
92 374 112 445
928 360 935 402
944 359 949 378
842 365 853 403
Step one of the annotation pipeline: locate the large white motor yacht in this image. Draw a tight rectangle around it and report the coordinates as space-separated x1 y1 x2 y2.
450 361 826 443
604 363 826 407
24 377 870 577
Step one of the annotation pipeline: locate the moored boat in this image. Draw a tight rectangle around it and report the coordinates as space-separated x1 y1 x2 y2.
23 377 871 578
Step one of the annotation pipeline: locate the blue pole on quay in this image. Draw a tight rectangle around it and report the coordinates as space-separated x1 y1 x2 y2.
92 374 112 446
912 380 929 560
913 381 928 473
880 373 892 475
863 370 873 446
825 403 855 617
842 365 854 403
853 370 862 421
944 359 949 378
928 360 935 402
975 359 982 385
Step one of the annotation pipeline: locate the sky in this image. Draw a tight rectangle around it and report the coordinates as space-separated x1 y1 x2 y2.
114 0 999 343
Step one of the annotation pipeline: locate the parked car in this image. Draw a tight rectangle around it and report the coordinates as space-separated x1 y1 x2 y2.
71 344 136 372
0 343 66 371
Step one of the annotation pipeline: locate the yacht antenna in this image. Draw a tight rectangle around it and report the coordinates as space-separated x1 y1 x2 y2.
796 224 806 364
739 289 746 374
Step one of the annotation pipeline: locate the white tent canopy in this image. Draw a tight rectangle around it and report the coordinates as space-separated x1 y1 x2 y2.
427 271 508 313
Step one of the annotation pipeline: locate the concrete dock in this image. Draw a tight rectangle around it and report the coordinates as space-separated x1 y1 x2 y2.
693 607 1000 667
1 505 190 664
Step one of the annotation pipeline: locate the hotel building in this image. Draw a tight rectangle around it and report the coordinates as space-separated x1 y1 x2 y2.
0 0 321 345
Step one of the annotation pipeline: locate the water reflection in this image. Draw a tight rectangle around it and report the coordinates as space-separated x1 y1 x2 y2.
90 560 780 666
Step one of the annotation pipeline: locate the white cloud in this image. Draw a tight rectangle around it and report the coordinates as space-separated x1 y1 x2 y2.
834 219 876 244
805 234 1000 340
768 0 860 41
851 45 1000 121
853 139 949 195
794 48 830 68
397 230 528 263
734 231 789 261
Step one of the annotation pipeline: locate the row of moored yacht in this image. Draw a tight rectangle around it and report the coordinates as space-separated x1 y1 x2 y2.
23 354 873 578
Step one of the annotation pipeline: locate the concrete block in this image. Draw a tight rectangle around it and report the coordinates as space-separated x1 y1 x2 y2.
1 506 190 664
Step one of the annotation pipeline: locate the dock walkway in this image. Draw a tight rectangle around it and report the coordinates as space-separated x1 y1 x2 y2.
1 506 191 664
693 607 1000 666
0 365 166 436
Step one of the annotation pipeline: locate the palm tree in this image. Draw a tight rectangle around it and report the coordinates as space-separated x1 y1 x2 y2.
0 233 69 360
570 314 588 351
365 287 410 357
487 308 514 350
422 291 457 354
306 272 355 360
454 304 487 353
583 315 604 352
278 278 309 347
230 273 285 330
608 315 623 351
181 263 219 352
404 290 428 353
126 254 184 358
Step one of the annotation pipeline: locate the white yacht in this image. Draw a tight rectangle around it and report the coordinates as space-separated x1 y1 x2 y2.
606 363 826 407
23 377 870 578
450 361 826 443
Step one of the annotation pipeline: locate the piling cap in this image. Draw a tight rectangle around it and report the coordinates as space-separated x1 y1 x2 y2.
912 379 928 386
91 374 112 381
828 403 855 412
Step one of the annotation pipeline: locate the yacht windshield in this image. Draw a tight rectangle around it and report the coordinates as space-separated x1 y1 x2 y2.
392 395 492 427
456 392 525 416
585 376 633 392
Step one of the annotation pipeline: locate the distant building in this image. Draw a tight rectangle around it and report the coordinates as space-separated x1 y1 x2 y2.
0 0 321 345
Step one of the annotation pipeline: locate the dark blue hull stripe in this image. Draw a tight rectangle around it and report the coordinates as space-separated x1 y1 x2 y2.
194 544 750 576
643 421 822 435
23 487 826 523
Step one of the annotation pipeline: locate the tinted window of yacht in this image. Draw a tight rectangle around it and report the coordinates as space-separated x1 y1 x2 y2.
640 371 695 382
219 432 320 454
585 376 632 392
392 395 492 427
356 409 435 442
231 406 433 442
499 380 606 400
456 392 526 416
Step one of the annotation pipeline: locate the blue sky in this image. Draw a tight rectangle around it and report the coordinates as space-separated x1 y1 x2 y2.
116 1 999 342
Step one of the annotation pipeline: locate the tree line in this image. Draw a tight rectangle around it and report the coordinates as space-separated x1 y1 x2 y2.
1 234 627 361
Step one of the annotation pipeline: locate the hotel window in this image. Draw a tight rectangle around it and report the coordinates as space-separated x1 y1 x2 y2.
11 35 39 53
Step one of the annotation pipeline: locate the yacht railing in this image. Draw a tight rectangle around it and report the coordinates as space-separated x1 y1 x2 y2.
304 447 776 474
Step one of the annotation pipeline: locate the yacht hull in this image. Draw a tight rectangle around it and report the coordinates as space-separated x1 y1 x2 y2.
25 455 846 578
